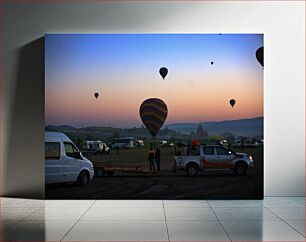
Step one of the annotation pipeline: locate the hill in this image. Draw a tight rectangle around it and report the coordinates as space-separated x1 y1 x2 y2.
46 117 263 141
167 117 263 137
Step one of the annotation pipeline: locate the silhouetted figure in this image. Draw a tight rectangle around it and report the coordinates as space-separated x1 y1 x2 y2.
116 146 119 155
155 147 161 172
102 145 106 154
148 147 155 172
241 138 244 150
187 140 191 156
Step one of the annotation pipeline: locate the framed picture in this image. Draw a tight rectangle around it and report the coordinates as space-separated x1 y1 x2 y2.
45 34 263 199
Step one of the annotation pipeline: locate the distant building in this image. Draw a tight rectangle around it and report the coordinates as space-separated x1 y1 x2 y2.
158 126 174 140
222 132 235 141
196 124 208 138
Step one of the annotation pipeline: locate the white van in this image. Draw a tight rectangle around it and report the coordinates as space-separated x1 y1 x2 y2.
84 140 111 154
45 132 94 185
111 137 134 148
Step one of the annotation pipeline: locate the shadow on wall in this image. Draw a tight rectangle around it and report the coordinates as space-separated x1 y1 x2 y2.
1 218 46 241
4 37 45 199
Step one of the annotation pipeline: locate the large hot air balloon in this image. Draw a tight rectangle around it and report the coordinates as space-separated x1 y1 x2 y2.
94 92 99 99
229 99 236 108
256 47 264 67
159 67 168 79
140 98 168 137
211 61 214 66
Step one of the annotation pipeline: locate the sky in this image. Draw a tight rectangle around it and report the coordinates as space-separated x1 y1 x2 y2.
45 34 263 128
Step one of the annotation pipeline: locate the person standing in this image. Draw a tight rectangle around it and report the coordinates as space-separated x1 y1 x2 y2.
148 147 155 172
155 147 161 172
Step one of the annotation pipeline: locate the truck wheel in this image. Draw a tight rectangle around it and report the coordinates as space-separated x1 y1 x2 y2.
95 168 105 178
186 163 198 177
106 171 114 177
234 163 247 176
78 171 89 186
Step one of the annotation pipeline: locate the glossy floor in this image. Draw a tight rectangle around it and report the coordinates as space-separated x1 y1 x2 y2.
0 197 304 241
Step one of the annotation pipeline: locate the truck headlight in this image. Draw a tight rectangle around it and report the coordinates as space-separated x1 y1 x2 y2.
248 155 253 161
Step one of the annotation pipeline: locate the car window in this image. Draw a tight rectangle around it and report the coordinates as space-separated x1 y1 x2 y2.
203 147 215 155
64 142 78 158
45 142 60 160
216 147 230 155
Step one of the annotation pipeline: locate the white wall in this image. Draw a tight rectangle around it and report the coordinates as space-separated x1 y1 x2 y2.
1 1 305 197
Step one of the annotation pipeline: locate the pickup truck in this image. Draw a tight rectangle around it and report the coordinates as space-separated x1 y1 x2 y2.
174 145 254 176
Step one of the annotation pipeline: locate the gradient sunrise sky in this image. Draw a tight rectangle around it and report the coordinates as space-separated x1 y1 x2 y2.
45 34 263 128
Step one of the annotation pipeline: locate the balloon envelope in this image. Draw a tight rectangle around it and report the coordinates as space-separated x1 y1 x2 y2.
159 67 168 79
94 93 99 99
140 98 168 137
256 47 264 67
211 62 214 65
229 99 236 107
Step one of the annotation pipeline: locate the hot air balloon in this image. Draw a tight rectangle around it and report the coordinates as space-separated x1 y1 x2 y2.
139 98 168 137
256 47 264 67
211 62 214 66
94 92 99 99
159 67 168 79
229 99 236 108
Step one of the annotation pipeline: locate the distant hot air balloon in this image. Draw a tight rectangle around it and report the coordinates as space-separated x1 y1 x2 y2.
256 47 264 67
211 61 214 66
159 67 168 79
94 92 99 99
140 98 168 137
229 99 236 108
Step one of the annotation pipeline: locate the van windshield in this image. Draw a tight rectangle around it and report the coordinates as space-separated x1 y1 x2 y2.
64 142 79 158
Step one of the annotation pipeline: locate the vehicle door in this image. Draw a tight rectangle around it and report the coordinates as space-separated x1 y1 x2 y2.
202 146 219 169
214 146 235 168
45 142 65 183
64 142 81 182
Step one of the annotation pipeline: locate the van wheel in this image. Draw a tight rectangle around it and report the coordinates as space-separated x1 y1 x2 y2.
234 163 247 176
186 163 198 177
95 168 105 178
106 171 114 177
78 171 89 186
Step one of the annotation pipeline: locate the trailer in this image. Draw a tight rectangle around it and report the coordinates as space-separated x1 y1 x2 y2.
94 162 151 177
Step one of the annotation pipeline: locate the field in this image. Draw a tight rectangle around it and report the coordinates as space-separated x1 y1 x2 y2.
45 146 263 199
87 145 177 171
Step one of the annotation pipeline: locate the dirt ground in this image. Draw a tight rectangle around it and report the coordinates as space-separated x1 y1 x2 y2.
45 147 263 199
88 146 178 171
